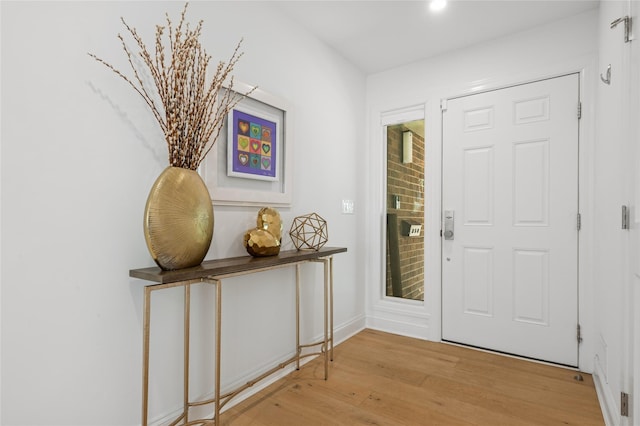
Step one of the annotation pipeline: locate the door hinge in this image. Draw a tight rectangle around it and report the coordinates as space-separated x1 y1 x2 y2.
621 392 629 417
622 205 630 230
577 324 583 343
577 213 582 231
577 102 582 119
441 99 448 111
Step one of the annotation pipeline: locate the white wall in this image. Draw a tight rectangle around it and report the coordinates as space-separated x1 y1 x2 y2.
0 1 365 424
364 9 599 369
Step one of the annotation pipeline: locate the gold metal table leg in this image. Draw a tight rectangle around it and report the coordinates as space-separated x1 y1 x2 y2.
142 286 151 426
296 265 301 370
214 279 222 426
329 256 334 361
323 258 329 380
184 284 191 423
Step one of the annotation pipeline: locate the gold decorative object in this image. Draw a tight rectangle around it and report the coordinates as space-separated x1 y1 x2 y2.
243 207 282 257
144 166 213 270
289 213 328 251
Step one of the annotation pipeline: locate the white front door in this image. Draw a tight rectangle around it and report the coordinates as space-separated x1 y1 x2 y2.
442 74 580 366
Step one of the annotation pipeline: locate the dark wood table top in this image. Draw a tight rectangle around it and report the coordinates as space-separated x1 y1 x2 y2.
130 247 347 284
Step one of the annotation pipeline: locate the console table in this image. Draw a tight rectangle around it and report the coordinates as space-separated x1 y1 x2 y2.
130 246 347 426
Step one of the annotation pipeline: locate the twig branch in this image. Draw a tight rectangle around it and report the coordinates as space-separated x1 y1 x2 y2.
88 2 253 170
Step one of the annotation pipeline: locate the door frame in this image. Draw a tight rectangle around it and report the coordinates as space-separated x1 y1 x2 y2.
365 57 597 373
440 73 581 367
631 1 640 422
366 104 433 339
432 67 594 373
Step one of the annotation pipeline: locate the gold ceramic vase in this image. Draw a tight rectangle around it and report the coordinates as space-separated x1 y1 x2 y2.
143 166 214 270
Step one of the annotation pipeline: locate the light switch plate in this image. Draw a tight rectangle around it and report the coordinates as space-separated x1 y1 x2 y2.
342 199 354 214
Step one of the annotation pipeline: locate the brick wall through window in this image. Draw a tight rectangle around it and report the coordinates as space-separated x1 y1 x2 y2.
385 123 425 301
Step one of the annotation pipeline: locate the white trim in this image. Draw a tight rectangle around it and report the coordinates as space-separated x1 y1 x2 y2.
367 316 430 341
334 314 368 345
634 272 640 426
365 54 596 372
627 3 640 424
380 104 425 126
434 61 596 372
366 103 433 340
439 71 582 367
594 359 620 426
425 99 444 341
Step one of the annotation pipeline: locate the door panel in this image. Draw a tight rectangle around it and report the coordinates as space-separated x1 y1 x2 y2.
442 74 579 366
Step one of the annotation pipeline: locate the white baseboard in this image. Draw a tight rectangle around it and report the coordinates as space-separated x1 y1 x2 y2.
366 315 430 341
334 314 366 344
593 357 620 426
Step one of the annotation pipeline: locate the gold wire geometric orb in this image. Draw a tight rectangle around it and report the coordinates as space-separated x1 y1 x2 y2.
289 212 328 251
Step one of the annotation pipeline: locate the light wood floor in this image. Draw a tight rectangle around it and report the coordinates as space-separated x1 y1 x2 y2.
222 329 604 425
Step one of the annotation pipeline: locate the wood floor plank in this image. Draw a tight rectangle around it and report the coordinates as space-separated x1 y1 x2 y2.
221 329 604 425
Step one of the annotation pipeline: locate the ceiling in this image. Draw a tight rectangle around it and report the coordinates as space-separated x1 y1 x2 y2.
274 0 600 74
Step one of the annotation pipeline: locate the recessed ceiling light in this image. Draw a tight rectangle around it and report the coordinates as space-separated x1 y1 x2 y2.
430 0 447 12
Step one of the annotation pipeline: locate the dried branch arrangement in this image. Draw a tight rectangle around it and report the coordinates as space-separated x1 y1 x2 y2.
89 3 253 170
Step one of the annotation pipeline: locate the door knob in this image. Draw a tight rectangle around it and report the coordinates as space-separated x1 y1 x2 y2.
444 210 454 240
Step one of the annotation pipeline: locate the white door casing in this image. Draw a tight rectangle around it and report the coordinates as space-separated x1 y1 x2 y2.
592 1 638 425
630 2 640 423
442 74 580 366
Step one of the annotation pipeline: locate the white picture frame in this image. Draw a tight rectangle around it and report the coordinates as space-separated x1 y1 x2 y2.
201 82 293 207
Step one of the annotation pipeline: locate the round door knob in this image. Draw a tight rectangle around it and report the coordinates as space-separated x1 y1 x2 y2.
444 230 454 239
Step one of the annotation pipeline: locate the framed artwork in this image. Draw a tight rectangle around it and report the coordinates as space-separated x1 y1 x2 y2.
227 106 279 181
201 82 293 207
